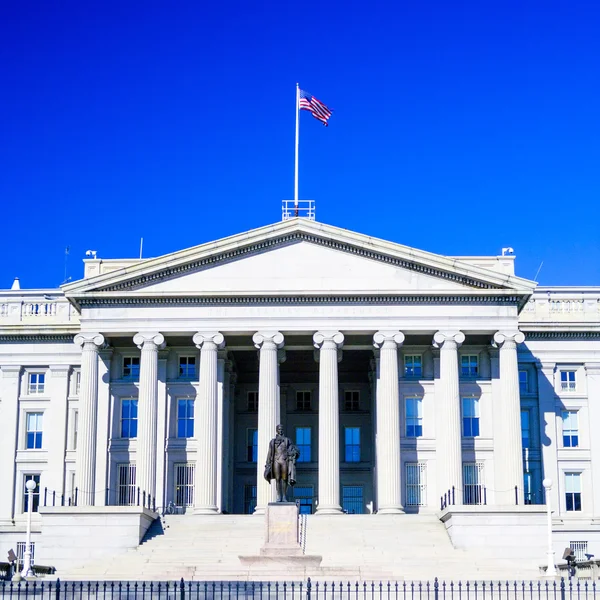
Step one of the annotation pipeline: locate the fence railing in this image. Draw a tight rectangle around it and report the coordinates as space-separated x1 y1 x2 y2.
39 487 157 511
0 579 598 600
439 485 537 509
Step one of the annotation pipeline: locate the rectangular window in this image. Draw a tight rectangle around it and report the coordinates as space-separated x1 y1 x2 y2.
179 356 197 379
344 390 360 411
72 410 78 450
463 463 484 505
117 463 136 506
461 355 479 377
293 486 314 514
244 484 257 514
562 411 579 448
16 542 35 570
296 391 311 411
344 427 360 462
561 370 576 392
26 413 43 449
247 429 258 463
519 370 528 394
404 355 423 378
570 541 589 562
247 391 258 412
123 357 140 380
524 471 533 505
120 399 138 439
405 463 427 506
23 474 40 513
462 398 480 437
342 486 364 514
296 427 311 462
405 397 423 438
75 371 81 396
28 373 45 395
177 399 194 438
565 472 582 512
521 409 530 449
174 463 195 507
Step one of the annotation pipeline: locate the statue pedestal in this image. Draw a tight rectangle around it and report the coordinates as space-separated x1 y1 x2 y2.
239 502 322 570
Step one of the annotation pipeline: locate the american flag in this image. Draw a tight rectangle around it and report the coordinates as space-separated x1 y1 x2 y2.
299 89 332 126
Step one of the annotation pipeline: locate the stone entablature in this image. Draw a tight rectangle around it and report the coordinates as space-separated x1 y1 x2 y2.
0 291 79 331
521 288 600 329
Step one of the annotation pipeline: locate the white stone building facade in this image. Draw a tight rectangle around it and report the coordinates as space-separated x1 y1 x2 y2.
1 219 599 561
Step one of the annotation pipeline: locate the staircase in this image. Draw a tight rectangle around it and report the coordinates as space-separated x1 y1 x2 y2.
60 513 542 582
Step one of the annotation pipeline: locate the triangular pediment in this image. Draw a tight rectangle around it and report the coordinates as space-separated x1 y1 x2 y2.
63 219 536 303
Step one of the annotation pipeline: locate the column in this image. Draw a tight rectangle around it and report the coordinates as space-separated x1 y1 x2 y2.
133 332 165 503
492 331 526 505
0 366 21 524
252 331 285 515
216 350 227 513
373 331 405 514
45 365 70 496
154 349 168 510
433 330 465 504
74 333 105 506
585 364 600 515
193 332 225 514
314 330 344 514
94 346 113 505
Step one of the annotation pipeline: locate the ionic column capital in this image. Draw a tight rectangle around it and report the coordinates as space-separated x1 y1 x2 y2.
492 330 525 348
433 330 465 349
313 331 344 349
74 332 105 349
133 332 165 350
193 332 225 350
373 331 405 349
252 331 284 349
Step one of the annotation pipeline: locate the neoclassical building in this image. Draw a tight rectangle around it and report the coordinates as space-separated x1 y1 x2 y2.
1 217 599 567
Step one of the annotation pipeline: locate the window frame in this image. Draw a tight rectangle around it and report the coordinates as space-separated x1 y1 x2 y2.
404 355 423 378
344 390 360 411
177 398 195 439
562 410 579 448
296 427 312 462
246 428 258 463
460 354 479 378
560 370 577 393
405 462 427 507
178 355 197 380
27 372 46 395
22 474 41 513
120 397 139 439
342 485 364 514
25 412 43 450
247 391 258 412
521 409 530 449
565 472 582 512
122 356 140 381
519 370 528 395
405 397 423 438
344 427 361 463
296 390 312 411
462 397 480 438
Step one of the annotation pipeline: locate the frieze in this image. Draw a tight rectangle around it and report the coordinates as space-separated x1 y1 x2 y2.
0 334 76 343
524 331 600 340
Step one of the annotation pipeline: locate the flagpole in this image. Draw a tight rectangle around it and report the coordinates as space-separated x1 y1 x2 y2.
294 82 300 208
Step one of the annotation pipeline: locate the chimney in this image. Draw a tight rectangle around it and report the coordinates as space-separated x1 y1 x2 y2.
11 277 20 290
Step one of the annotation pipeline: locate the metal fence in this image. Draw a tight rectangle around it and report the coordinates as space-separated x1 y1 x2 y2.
1 579 599 600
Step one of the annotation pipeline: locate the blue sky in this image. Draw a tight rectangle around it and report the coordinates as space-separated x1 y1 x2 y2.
1 1 599 288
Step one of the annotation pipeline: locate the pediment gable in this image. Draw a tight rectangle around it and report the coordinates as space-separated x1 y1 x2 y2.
63 219 536 303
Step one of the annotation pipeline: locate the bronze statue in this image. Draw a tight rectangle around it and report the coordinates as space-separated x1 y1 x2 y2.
264 424 300 502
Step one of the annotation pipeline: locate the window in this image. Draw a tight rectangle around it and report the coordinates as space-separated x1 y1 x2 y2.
75 371 81 396
174 463 195 507
342 486 363 514
463 463 484 505
570 541 589 562
524 472 533 505
120 399 138 438
117 463 136 506
406 463 427 506
565 472 582 512
462 398 480 437
72 410 78 450
293 486 314 514
404 355 422 378
344 427 360 462
247 429 258 462
296 391 311 411
561 370 576 392
26 413 43 449
461 355 478 377
244 484 257 514
405 397 423 438
519 371 528 394
247 391 258 412
16 542 35 570
521 410 530 449
28 373 45 395
177 399 194 438
562 411 579 448
123 357 140 380
296 427 311 462
23 474 40 512
179 356 196 379
344 390 360 411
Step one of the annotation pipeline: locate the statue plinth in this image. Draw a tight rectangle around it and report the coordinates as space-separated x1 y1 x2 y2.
239 502 322 569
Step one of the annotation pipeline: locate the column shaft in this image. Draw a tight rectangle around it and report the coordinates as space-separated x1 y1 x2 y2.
374 331 405 514
134 333 164 503
314 331 344 514
433 331 464 504
193 332 224 514
493 331 525 505
253 332 284 515
74 333 105 506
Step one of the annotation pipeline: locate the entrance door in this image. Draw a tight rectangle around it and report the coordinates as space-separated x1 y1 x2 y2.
342 485 364 514
174 463 195 509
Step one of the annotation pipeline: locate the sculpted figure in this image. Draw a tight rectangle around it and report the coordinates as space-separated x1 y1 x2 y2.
264 424 300 502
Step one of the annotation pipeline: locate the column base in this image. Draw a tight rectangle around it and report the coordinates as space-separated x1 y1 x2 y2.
253 506 266 516
377 506 405 515
193 506 219 515
316 505 343 515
